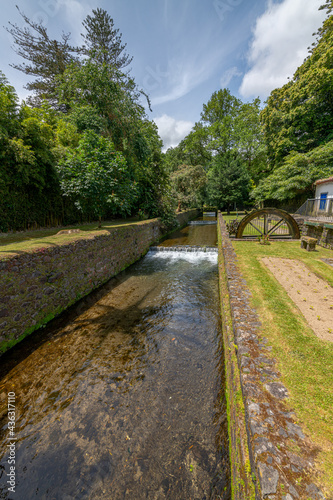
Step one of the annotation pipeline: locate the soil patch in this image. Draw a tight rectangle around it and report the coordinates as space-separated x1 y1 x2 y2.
262 257 333 342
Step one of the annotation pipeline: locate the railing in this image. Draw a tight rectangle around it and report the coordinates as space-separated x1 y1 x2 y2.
295 198 333 222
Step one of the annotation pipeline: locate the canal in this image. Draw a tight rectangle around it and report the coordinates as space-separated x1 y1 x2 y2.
0 217 230 499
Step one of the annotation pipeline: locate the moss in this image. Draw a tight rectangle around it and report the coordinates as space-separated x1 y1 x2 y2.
218 215 257 500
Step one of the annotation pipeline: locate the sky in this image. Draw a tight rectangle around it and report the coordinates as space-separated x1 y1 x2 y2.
0 0 327 151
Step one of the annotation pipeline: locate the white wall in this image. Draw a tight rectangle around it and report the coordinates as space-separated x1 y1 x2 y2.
315 182 333 199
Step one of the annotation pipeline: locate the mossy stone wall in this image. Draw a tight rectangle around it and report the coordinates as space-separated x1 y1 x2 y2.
0 210 200 354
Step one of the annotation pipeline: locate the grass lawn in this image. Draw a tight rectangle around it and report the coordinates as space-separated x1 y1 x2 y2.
232 239 333 494
0 217 144 259
221 212 245 223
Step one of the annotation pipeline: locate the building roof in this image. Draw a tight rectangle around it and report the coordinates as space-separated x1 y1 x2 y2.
314 176 333 186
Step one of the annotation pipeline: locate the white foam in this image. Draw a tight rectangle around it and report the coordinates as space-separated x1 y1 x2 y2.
147 250 218 264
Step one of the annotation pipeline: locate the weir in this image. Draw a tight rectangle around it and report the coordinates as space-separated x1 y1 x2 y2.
0 217 230 499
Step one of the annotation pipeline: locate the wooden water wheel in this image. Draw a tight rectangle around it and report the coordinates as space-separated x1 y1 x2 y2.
235 208 300 239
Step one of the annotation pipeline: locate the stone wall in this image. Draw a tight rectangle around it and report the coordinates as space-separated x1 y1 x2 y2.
303 221 333 250
0 210 200 354
218 213 325 500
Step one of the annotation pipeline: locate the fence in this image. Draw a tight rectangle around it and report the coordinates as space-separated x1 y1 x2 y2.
295 198 333 222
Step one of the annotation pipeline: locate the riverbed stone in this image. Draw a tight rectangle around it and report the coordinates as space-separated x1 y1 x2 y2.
257 462 279 495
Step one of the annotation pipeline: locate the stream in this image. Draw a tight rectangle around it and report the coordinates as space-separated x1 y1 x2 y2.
0 217 230 500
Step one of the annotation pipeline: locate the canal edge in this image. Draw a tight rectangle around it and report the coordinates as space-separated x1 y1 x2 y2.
218 213 258 499
217 212 326 500
0 209 200 356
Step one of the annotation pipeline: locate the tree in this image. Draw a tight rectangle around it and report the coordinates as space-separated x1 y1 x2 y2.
260 4 333 167
251 140 333 203
170 164 207 210
56 130 138 225
81 8 133 71
0 73 66 230
201 88 241 154
234 99 268 183
206 154 251 213
6 6 79 108
178 123 212 168
58 58 150 170
252 3 333 203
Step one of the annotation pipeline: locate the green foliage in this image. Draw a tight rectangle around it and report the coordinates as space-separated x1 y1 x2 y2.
170 164 207 209
66 105 108 134
260 7 333 168
207 154 251 212
163 89 266 211
6 6 79 108
0 74 68 231
81 8 133 70
177 123 212 168
201 88 242 154
2 7 169 232
235 99 268 183
252 140 333 202
58 59 149 171
56 130 138 222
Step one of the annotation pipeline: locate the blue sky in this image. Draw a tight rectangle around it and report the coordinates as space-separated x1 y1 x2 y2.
0 0 326 150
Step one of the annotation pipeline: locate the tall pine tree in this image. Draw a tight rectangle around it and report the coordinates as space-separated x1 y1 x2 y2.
6 6 79 108
81 8 133 71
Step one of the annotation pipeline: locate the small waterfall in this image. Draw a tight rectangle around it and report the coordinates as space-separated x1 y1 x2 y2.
149 245 217 253
188 221 217 225
148 246 218 263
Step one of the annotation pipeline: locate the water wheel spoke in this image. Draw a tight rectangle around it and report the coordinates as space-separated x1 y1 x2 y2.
263 214 269 236
248 220 264 235
267 218 285 236
235 208 300 239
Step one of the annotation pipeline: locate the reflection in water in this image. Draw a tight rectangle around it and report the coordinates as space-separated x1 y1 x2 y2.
0 223 230 500
159 217 218 248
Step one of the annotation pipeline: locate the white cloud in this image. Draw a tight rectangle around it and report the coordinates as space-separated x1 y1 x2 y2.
220 66 242 88
146 18 243 107
150 53 222 106
154 114 193 151
240 0 326 99
55 0 97 42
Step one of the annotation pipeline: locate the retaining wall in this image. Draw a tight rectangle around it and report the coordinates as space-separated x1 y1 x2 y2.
303 221 333 250
0 210 200 354
218 213 325 500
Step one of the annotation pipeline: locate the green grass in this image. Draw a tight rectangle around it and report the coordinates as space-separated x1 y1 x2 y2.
232 239 333 495
0 217 147 258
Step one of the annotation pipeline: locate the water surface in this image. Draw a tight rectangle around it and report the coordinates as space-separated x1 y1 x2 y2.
0 222 229 500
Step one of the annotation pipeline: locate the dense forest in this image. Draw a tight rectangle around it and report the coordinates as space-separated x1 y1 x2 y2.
1 1 333 231
166 0 333 213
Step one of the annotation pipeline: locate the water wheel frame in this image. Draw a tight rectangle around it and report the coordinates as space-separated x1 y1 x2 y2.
235 208 300 239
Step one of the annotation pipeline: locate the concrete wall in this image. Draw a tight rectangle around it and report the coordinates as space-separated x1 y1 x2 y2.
0 210 200 354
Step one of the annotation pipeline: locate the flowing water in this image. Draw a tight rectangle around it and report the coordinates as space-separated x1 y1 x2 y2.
0 218 230 500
